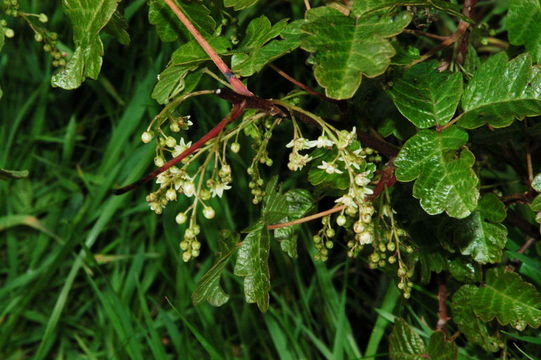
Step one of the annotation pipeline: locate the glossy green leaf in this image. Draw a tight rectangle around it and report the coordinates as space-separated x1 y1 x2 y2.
51 0 121 89
104 10 130 45
388 318 426 360
192 232 239 307
301 7 411 99
232 19 304 77
148 0 215 42
389 61 463 128
447 257 481 283
506 0 541 63
451 193 508 264
459 53 541 129
532 173 541 191
352 0 464 19
427 332 458 360
531 195 541 212
272 190 314 258
478 193 506 223
151 65 196 104
0 168 29 180
451 285 501 352
171 37 230 65
395 127 479 218
473 268 541 329
234 224 271 312
224 0 258 11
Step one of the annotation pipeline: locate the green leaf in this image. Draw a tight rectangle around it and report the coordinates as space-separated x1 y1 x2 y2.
271 190 314 258
224 0 258 11
172 36 230 65
151 65 197 104
532 173 541 192
427 332 458 360
389 61 463 128
0 168 29 180
232 19 304 77
148 0 215 42
192 231 239 307
473 268 541 330
394 127 479 218
352 0 464 20
51 0 121 90
506 0 541 63
478 193 506 223
104 10 130 45
531 195 541 213
447 257 481 283
388 318 427 360
234 223 271 312
451 285 501 352
459 53 541 129
301 7 411 99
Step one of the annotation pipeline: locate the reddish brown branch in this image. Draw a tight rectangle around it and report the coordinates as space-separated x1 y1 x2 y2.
113 102 246 195
267 205 346 230
163 0 253 97
436 279 450 332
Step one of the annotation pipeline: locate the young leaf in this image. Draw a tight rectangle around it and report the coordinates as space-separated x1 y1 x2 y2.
224 0 258 11
506 0 541 63
388 318 427 360
388 61 463 128
473 268 541 330
192 232 239 307
427 332 458 360
51 0 121 90
232 19 304 77
272 190 314 258
451 285 501 352
301 7 411 99
394 127 479 218
148 0 215 42
0 168 29 180
459 53 541 129
234 224 271 312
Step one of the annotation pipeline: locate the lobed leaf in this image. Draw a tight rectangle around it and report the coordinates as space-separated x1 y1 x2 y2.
459 53 541 129
388 61 463 128
232 19 304 77
473 268 541 330
301 7 411 99
104 10 130 45
394 126 479 218
426 332 458 360
506 0 541 63
51 0 121 90
234 224 271 312
151 65 197 104
192 232 239 307
388 318 426 360
451 285 501 352
352 0 465 20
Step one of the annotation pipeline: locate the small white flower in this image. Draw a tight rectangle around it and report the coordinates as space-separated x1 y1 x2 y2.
288 152 312 171
156 173 169 185
172 138 192 157
308 135 334 148
210 182 231 198
165 188 177 201
318 161 343 174
183 182 196 197
335 194 357 208
355 172 371 187
286 137 314 150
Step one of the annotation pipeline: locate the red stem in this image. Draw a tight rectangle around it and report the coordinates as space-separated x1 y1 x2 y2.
162 0 253 97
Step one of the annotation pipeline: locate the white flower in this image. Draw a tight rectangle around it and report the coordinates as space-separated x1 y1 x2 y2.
156 173 169 185
183 182 196 197
286 137 314 151
335 194 357 208
288 152 312 171
318 161 343 174
172 138 192 157
355 172 371 187
210 182 231 198
308 135 334 148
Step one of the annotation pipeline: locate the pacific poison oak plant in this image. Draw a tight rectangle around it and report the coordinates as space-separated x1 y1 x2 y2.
3 0 541 358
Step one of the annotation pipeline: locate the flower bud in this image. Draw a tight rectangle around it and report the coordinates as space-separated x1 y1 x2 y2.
203 206 215 219
175 212 187 225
